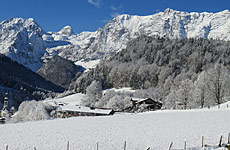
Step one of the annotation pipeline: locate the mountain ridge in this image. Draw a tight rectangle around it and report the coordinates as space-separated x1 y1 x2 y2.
0 9 230 71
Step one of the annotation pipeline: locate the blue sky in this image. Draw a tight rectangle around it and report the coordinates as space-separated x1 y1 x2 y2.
0 0 229 33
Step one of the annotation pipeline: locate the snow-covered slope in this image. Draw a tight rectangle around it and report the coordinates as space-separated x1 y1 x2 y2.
46 93 86 106
1 9 230 71
1 109 230 150
212 99 230 109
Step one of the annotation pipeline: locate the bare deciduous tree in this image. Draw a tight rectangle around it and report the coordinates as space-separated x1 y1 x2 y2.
176 79 193 109
193 71 208 108
206 64 230 105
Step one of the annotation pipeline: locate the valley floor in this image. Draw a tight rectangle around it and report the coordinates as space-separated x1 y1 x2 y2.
0 108 229 150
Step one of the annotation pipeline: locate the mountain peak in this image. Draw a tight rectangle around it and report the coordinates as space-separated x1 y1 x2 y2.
59 26 74 36
0 17 44 33
164 8 174 13
218 9 230 14
1 17 24 25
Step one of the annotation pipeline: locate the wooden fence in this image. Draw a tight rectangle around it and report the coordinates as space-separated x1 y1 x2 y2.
3 133 230 150
169 133 230 150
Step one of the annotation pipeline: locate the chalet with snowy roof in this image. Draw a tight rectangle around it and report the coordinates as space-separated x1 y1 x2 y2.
130 98 162 111
56 105 114 118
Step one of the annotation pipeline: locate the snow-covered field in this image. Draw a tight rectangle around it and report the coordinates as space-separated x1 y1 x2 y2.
103 87 136 94
0 108 229 150
212 100 230 109
46 93 86 106
75 59 101 70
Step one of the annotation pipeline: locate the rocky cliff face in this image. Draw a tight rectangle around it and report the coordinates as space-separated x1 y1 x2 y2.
37 56 85 89
0 18 46 71
0 9 230 71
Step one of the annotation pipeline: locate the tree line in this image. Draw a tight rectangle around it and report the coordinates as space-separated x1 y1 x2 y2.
71 36 230 109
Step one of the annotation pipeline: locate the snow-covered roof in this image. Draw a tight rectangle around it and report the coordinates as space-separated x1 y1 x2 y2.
131 98 163 104
131 98 147 102
60 105 113 115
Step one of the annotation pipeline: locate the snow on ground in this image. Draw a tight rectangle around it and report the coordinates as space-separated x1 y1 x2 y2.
46 93 86 106
75 59 101 70
212 100 230 109
103 87 136 94
0 108 229 150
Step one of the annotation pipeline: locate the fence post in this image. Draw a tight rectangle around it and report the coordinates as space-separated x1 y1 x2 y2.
202 136 204 148
124 141 126 150
184 139 187 150
228 133 230 144
67 141 69 150
5 145 8 150
218 135 223 147
97 142 99 150
168 142 173 150
34 147 36 150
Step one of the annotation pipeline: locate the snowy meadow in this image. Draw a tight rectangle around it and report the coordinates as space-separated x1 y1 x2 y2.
0 108 229 150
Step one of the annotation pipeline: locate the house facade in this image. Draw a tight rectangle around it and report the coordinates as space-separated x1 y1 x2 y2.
56 105 114 118
130 98 163 111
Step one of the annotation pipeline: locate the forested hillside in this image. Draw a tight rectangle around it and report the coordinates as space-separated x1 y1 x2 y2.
72 36 230 109
37 56 85 89
0 54 64 108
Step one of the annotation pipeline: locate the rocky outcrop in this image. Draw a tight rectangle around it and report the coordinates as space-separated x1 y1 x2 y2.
37 56 85 89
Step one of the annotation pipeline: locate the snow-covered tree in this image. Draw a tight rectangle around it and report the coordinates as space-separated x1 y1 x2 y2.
95 90 132 111
165 86 178 109
206 64 230 105
193 71 208 108
105 95 125 111
81 80 102 107
134 87 164 102
11 101 52 123
176 79 193 109
95 90 117 108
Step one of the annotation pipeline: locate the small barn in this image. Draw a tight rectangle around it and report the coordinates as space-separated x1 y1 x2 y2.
56 105 114 118
130 98 162 111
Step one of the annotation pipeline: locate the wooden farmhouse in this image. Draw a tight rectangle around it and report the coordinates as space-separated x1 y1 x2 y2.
56 105 114 118
130 98 163 111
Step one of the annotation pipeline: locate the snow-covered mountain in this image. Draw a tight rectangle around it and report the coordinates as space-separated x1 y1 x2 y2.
0 18 47 71
0 9 230 71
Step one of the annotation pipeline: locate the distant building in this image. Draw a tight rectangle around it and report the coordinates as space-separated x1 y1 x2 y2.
0 94 9 123
56 105 114 118
175 101 184 110
130 98 162 111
